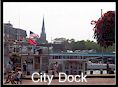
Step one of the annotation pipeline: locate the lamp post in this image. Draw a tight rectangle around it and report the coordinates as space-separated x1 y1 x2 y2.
101 9 104 64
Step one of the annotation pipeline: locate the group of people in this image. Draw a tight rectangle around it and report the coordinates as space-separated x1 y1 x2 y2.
4 61 22 84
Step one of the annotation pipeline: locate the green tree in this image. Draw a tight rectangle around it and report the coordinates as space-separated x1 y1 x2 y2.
10 53 21 67
72 40 86 51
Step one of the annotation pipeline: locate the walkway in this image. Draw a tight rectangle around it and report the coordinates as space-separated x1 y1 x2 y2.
3 78 115 85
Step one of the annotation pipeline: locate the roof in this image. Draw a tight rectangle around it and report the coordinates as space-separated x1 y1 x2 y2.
49 53 115 57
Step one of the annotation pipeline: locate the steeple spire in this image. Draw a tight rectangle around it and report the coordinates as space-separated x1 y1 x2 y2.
42 16 45 33
40 16 46 43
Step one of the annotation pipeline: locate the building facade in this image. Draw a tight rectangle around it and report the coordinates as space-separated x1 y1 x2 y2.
49 53 87 75
4 22 27 69
4 23 27 41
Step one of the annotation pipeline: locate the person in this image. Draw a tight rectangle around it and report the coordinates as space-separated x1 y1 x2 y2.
55 62 59 73
15 68 22 84
10 71 17 84
23 60 27 76
53 62 59 76
4 71 12 84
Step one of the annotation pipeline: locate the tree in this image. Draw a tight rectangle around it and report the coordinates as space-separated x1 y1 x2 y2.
91 11 115 48
10 53 21 67
68 39 75 51
72 40 86 51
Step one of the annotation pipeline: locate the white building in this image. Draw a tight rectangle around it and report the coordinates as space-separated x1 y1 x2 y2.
49 53 87 75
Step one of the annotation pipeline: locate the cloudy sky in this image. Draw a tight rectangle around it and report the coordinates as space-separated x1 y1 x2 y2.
3 2 115 42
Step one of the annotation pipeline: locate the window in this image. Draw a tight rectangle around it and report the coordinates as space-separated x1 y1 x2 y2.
75 56 77 59
55 56 58 59
78 56 80 59
58 56 61 59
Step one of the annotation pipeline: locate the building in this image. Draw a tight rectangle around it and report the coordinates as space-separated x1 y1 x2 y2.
3 17 48 74
48 52 115 75
53 38 66 44
49 53 87 75
20 45 49 74
4 22 27 41
20 48 86 75
4 22 27 69
20 47 115 75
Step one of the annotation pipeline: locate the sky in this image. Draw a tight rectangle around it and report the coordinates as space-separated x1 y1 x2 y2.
3 2 115 42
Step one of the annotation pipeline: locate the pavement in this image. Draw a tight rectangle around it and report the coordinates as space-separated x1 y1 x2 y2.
3 74 116 85
3 78 116 85
21 74 115 79
4 74 115 80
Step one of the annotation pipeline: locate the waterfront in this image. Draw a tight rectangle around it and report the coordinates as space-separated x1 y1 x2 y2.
3 3 115 86
4 78 115 85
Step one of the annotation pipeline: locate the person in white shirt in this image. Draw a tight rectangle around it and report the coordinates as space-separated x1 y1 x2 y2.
15 68 22 84
53 62 59 76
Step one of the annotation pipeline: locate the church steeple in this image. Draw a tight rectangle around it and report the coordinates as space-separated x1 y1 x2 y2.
42 17 45 33
40 16 46 43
